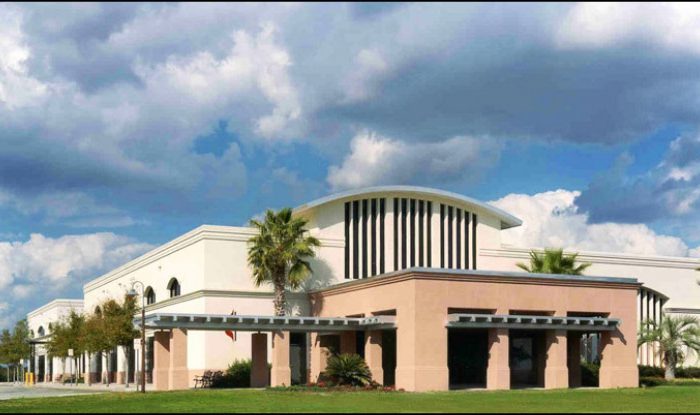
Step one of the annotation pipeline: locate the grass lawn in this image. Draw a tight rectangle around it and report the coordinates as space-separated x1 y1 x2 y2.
2 385 700 413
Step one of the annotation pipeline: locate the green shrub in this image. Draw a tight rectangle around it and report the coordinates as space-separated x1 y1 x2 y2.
676 367 700 379
581 362 599 387
638 365 664 378
640 376 667 387
325 353 373 386
211 360 252 388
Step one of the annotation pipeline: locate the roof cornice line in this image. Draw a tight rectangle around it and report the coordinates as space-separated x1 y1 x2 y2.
27 299 84 319
83 224 341 292
311 268 640 297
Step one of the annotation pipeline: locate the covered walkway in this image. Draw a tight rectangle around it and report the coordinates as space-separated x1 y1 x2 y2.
133 313 396 390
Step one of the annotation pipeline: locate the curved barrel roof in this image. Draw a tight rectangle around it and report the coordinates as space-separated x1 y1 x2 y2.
294 185 522 229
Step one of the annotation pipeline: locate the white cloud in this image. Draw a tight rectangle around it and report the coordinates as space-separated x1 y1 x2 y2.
491 189 698 257
133 22 301 141
0 5 47 109
0 233 153 292
327 131 502 191
556 3 700 54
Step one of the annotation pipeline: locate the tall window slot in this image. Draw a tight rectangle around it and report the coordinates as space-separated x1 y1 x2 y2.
362 199 368 278
456 209 462 269
380 198 385 274
371 198 377 276
427 201 432 267
393 198 399 270
448 206 453 268
464 211 470 269
418 200 424 267
401 198 407 269
471 213 477 270
410 199 416 267
344 202 350 279
440 204 445 268
353 200 359 279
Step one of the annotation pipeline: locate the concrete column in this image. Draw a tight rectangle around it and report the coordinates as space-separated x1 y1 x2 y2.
365 330 383 385
271 331 291 387
544 330 568 389
567 332 582 388
395 305 449 391
168 329 189 390
599 331 639 388
153 331 170 391
487 328 510 390
309 333 333 383
251 333 269 387
117 346 126 384
339 331 356 355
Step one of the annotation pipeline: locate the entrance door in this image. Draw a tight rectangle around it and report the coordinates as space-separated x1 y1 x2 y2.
290 333 307 385
509 330 545 388
448 329 488 389
38 356 45 383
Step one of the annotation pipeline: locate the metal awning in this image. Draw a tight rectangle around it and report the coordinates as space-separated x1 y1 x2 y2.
134 313 396 332
447 313 620 331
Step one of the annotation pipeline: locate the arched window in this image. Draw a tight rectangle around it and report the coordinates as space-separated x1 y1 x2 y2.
37 326 45 337
167 278 181 298
145 286 156 305
94 306 102 316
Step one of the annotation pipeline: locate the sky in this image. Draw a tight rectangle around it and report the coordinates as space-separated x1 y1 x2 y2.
2 2 700 330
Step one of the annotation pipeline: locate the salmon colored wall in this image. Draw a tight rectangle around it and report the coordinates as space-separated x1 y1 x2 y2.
310 271 639 391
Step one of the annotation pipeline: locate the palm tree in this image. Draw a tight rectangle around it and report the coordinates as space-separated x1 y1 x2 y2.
248 208 320 316
638 314 700 380
516 248 591 275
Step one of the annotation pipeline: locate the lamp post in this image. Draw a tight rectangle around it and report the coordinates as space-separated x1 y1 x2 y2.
126 281 146 394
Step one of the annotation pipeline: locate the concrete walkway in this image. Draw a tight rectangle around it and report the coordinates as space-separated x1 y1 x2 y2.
0 383 101 400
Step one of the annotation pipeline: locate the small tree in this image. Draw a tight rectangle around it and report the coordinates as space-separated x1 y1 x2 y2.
638 314 700 380
517 248 592 275
102 296 138 387
82 311 111 385
46 311 85 382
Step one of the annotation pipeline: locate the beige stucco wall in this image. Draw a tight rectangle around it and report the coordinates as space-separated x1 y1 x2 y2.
26 299 84 381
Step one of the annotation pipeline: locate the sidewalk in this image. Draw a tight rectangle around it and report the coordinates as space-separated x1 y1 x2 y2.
16 381 155 393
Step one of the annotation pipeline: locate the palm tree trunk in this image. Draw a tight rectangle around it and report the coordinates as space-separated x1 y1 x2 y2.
274 278 286 316
665 355 676 380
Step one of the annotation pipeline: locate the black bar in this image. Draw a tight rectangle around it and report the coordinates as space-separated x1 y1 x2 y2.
418 200 424 267
440 204 445 268
410 199 416 267
401 198 407 269
371 198 377 276
472 213 477 270
448 206 453 268
362 199 368 278
427 202 432 267
380 198 385 274
456 209 461 269
393 198 399 270
344 202 350 279
465 211 469 269
353 200 359 279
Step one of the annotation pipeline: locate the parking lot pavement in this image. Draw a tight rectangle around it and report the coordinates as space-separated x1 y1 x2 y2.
0 383 100 400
